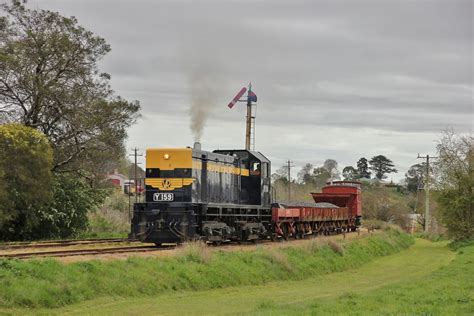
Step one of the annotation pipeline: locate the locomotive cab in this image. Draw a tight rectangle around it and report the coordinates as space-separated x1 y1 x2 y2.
213 149 271 207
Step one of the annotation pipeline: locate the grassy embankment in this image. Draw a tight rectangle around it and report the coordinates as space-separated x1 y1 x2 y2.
50 238 464 315
0 227 412 311
253 241 474 315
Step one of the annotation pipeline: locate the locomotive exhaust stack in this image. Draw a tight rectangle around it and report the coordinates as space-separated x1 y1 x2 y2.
193 142 202 151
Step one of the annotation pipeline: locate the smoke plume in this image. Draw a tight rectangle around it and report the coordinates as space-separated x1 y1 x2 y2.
189 73 220 142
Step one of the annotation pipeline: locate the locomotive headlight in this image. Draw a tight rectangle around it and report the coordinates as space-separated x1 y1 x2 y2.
163 154 170 160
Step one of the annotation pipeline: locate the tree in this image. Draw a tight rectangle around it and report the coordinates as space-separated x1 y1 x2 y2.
271 165 288 184
435 130 473 241
342 166 358 181
323 159 340 180
312 166 331 187
405 163 425 193
0 3 140 178
369 155 398 180
0 124 53 240
356 157 371 179
362 186 411 229
297 163 314 184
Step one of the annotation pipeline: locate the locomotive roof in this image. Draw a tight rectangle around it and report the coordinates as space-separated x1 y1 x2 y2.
213 149 270 163
250 151 270 163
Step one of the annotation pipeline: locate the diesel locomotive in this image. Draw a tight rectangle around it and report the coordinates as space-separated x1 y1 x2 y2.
131 142 272 245
131 143 362 245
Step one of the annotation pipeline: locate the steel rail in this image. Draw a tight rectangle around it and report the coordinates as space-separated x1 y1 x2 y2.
0 238 136 250
1 245 174 259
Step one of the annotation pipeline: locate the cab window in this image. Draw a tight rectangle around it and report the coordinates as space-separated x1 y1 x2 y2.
250 162 261 176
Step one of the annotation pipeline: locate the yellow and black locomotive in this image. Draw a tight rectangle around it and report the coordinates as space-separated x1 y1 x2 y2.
131 142 272 245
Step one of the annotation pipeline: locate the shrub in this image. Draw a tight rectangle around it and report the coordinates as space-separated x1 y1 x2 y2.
31 174 107 239
0 124 53 240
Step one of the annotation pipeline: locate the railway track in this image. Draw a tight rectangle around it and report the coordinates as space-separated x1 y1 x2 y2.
0 245 173 259
0 238 135 250
0 231 364 260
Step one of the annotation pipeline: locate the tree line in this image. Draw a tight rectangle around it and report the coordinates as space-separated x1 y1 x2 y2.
0 2 140 240
273 155 398 186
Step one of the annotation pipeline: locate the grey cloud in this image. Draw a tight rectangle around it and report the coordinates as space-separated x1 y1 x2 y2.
15 0 474 180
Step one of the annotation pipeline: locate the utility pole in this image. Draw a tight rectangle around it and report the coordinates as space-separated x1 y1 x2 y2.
417 154 438 232
129 148 143 204
286 160 294 202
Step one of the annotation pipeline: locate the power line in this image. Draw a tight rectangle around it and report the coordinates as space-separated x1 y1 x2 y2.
417 153 438 232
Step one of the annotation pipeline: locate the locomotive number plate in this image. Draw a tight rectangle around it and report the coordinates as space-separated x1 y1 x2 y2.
153 193 174 202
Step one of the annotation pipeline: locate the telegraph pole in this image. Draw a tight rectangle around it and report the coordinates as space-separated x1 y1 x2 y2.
286 160 294 202
417 154 438 232
129 148 143 204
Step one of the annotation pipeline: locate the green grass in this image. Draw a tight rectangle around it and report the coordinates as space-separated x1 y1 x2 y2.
4 237 457 315
0 228 412 310
254 241 474 315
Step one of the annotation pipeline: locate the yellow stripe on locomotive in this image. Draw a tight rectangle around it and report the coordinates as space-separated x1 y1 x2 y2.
145 178 194 191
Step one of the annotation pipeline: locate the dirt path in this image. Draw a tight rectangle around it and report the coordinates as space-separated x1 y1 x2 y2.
32 238 454 315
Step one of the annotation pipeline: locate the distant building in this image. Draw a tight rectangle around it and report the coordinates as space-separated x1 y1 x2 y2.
107 170 128 192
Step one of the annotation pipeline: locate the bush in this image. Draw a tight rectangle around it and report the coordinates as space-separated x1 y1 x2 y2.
361 185 412 230
0 124 109 241
31 174 108 239
0 124 53 240
79 188 131 238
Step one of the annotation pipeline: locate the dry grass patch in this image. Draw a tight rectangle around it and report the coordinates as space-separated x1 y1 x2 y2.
177 241 213 264
265 249 294 272
327 239 345 255
303 237 326 253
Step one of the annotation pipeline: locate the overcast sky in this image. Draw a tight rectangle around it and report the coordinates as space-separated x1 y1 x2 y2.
24 0 473 181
